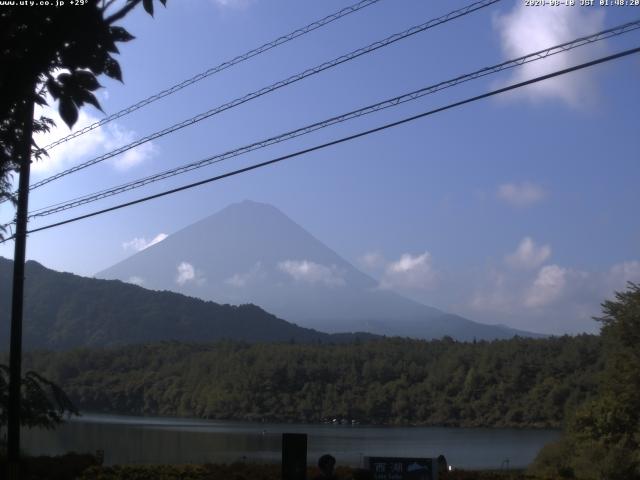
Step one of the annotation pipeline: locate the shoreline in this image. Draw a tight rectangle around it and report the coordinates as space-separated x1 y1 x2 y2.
21 413 559 469
70 411 564 431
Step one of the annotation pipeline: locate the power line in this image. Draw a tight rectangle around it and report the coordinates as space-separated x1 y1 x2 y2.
26 0 500 192
40 0 383 152
27 19 640 219
5 45 636 243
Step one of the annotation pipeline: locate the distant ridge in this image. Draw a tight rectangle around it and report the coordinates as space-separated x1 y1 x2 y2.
97 200 542 341
0 257 375 351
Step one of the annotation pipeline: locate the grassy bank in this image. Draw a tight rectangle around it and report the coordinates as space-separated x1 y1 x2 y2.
76 464 542 480
1 453 585 480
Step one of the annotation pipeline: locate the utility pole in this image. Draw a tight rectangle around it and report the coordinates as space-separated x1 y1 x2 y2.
7 91 35 480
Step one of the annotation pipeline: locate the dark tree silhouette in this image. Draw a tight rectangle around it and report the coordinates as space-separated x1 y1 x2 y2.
0 0 167 215
0 2 168 474
0 364 78 434
532 283 640 480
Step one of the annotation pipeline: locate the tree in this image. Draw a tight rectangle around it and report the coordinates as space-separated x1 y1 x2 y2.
571 282 640 479
531 283 640 480
0 0 168 213
1 2 169 474
0 364 78 436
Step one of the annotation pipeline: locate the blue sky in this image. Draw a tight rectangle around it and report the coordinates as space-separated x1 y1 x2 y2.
1 0 639 334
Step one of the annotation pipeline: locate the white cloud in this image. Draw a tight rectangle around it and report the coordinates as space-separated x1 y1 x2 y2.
470 269 512 313
525 264 568 307
128 276 145 286
32 107 106 175
32 98 157 175
176 262 196 286
388 253 428 273
497 182 546 207
358 251 385 269
382 252 437 291
104 123 158 171
466 258 640 333
212 0 252 8
147 233 168 248
356 245 639 334
278 260 345 287
608 260 640 280
493 3 605 107
506 237 551 269
606 261 640 290
358 251 438 291
226 262 264 287
122 238 147 252
122 233 168 252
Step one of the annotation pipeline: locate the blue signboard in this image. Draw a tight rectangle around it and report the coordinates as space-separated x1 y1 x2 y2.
364 456 438 480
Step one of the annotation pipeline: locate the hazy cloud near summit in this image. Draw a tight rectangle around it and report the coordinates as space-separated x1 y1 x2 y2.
358 252 385 269
278 260 345 287
176 262 195 285
175 262 205 286
360 251 438 292
225 262 265 287
497 182 547 207
122 233 168 252
382 252 438 291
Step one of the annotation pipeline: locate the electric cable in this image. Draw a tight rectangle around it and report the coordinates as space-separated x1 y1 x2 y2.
40 0 384 151
27 20 640 219
2 44 635 243
26 0 501 193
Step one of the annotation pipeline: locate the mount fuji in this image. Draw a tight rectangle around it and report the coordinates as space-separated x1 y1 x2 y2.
97 201 540 341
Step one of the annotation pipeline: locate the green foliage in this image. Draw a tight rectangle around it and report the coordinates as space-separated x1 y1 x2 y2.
75 463 587 480
0 0 167 215
0 364 78 431
529 437 578 479
442 471 539 480
22 335 602 428
0 457 582 480
0 452 99 480
0 0 167 125
531 283 640 480
76 464 560 480
78 463 283 480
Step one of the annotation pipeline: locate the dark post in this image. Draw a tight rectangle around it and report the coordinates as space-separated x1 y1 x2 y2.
7 92 35 479
282 433 307 480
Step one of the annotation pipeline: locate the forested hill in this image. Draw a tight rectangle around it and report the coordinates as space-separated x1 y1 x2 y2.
0 258 374 350
23 335 602 428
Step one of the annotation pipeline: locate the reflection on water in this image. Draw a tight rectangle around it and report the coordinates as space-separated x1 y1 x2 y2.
21 413 560 469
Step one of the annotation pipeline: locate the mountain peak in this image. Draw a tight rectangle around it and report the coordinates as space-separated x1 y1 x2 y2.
97 201 541 341
186 199 302 237
231 199 277 209
218 199 281 215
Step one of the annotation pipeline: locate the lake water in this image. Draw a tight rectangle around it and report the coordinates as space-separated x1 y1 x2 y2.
21 413 560 469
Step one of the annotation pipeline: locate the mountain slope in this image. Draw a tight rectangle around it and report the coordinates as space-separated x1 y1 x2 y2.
97 200 540 340
0 258 372 351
